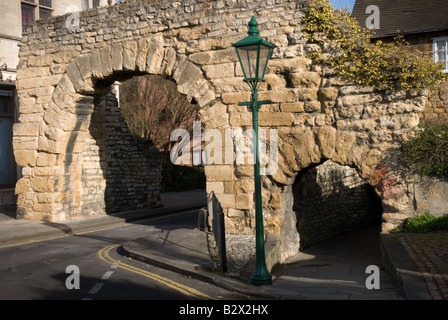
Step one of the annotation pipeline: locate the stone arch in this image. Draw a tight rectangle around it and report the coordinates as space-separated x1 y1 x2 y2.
291 159 383 249
17 39 216 221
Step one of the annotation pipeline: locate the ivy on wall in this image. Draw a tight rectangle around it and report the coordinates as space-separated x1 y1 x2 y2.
303 0 447 91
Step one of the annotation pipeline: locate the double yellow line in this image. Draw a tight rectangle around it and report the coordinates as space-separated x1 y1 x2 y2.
97 243 215 300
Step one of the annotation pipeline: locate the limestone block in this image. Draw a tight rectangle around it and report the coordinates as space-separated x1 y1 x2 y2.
292 129 320 169
268 193 282 209
15 178 30 194
203 63 234 79
222 92 251 105
14 149 37 167
36 152 58 167
13 137 38 150
290 71 321 88
17 67 50 80
204 165 234 181
234 178 255 193
315 126 336 159
99 46 113 77
227 208 245 218
13 122 40 137
229 112 252 126
280 102 304 113
199 101 227 120
66 62 93 93
216 193 235 208
293 87 319 101
259 112 294 126
304 101 321 113
319 87 339 101
332 130 356 164
162 47 177 76
197 90 216 108
30 177 55 193
206 181 224 194
111 43 123 71
90 50 103 79
177 62 203 95
146 46 165 74
188 47 236 65
236 194 252 210
341 94 382 107
76 54 92 80
267 57 312 73
55 74 76 97
235 165 254 177
122 41 137 71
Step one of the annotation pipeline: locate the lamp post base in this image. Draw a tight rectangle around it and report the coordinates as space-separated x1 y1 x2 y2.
251 270 272 286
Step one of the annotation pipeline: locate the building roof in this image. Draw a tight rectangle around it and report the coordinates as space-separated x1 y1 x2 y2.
352 0 448 38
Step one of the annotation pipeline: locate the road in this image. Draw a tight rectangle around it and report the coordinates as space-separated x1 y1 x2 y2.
0 209 252 301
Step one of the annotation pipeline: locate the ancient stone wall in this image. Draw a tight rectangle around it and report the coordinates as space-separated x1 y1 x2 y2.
81 90 162 217
423 80 448 123
13 0 446 262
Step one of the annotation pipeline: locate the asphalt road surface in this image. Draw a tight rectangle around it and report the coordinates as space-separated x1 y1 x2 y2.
0 209 252 301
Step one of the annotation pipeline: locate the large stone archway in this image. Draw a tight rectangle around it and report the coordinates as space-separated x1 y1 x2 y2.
13 0 435 261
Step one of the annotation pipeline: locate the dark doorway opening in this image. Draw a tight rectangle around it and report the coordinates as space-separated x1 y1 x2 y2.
292 160 383 249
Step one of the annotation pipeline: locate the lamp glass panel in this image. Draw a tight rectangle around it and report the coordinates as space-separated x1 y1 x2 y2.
257 45 271 80
236 45 259 80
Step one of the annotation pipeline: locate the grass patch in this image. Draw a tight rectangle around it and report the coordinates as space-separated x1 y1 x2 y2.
391 212 448 233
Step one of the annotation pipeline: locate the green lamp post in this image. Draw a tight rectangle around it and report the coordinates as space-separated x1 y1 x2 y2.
233 16 276 286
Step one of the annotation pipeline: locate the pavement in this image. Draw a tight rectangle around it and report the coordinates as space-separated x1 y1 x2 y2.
1 189 447 300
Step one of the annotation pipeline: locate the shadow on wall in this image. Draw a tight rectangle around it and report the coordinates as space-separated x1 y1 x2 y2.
292 160 383 249
80 88 163 217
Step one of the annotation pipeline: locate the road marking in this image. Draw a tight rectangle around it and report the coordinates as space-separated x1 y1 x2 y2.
88 283 104 294
97 243 215 300
101 271 114 280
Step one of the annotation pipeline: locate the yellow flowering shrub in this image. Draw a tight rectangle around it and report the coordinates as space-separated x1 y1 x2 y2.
304 0 446 91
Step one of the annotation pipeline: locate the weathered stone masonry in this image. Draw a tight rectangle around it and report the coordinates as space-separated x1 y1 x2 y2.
13 0 448 262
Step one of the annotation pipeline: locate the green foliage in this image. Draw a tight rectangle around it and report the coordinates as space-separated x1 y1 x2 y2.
303 0 447 91
401 122 448 178
391 213 448 233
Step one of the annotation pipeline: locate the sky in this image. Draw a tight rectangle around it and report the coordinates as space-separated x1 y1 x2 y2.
329 0 356 12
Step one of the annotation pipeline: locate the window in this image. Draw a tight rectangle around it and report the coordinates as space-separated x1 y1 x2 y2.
21 0 53 32
0 95 16 187
433 37 448 73
39 8 51 20
39 0 51 7
21 4 35 32
81 0 89 11
93 0 100 8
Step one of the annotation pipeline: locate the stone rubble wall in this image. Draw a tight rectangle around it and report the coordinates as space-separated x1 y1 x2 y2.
81 90 162 218
12 0 447 261
423 79 448 123
293 160 382 249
